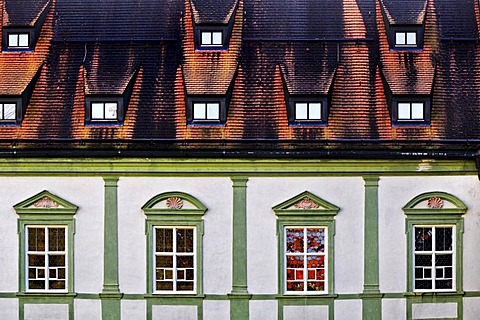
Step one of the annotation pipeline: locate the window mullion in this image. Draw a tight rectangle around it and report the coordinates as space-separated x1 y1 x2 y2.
303 227 307 292
173 227 177 292
45 227 49 290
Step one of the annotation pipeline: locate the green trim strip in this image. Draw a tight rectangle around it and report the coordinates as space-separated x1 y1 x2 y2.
362 176 381 320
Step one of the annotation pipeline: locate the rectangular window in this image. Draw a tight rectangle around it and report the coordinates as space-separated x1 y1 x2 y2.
8 33 29 48
414 226 455 291
0 103 16 121
91 102 118 120
201 31 222 46
395 31 417 47
154 227 195 293
295 102 322 120
398 102 424 120
193 102 220 120
26 226 67 292
285 227 327 293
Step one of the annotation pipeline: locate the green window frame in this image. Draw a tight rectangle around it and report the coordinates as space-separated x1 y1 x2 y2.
14 190 78 295
273 191 339 296
403 191 467 294
142 191 207 296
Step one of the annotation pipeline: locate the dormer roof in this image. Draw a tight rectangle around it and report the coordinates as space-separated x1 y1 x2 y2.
380 0 427 25
3 0 50 27
190 0 238 24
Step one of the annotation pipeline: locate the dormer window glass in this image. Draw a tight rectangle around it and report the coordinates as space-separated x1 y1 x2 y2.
398 102 424 121
201 31 222 47
0 103 17 121
295 102 322 121
8 33 29 48
395 31 417 47
193 102 220 120
91 102 118 121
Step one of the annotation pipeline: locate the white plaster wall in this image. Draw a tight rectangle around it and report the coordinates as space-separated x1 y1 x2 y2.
24 303 69 320
249 300 277 320
121 300 146 320
382 299 405 320
203 300 229 320
152 305 197 320
379 176 480 293
464 297 480 319
118 178 232 294
247 177 364 294
334 300 362 320
412 303 457 319
75 300 101 320
0 177 104 294
283 305 329 320
0 298 18 320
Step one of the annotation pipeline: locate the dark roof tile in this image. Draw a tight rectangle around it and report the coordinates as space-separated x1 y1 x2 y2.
3 0 50 26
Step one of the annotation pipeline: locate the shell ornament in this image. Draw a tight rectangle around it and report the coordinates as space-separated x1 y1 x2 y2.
427 197 444 209
166 197 184 209
294 197 320 209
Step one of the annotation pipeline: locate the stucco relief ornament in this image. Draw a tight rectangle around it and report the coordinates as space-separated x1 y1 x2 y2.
33 196 60 208
427 197 444 209
166 197 184 209
293 197 320 209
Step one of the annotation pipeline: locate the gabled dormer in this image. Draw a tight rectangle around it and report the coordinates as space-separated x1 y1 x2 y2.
280 43 338 126
2 0 51 51
0 64 42 125
379 0 426 50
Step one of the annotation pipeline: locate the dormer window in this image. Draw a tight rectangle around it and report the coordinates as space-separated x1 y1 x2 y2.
8 33 29 49
395 31 417 47
391 96 431 125
201 31 222 47
0 102 17 121
287 96 329 125
193 102 220 121
186 97 227 125
295 102 322 121
389 26 423 49
85 96 124 125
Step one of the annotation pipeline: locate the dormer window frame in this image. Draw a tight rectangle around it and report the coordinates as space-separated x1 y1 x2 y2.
195 25 229 50
390 25 424 50
0 97 22 125
391 96 431 126
186 96 227 125
2 27 35 51
287 96 329 126
85 96 124 126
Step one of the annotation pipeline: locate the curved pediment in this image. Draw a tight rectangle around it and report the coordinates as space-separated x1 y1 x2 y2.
402 191 467 215
142 191 207 216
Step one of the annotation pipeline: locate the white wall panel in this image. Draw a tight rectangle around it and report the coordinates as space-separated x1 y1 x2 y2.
152 305 197 320
75 300 101 320
24 303 69 320
249 300 277 320
335 300 362 320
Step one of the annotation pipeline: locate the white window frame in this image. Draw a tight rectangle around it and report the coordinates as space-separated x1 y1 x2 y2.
200 31 223 46
294 102 322 121
398 102 424 120
413 225 456 292
153 226 196 294
395 31 417 47
91 102 118 121
25 225 68 293
284 226 328 295
0 102 16 121
8 32 29 48
192 102 220 120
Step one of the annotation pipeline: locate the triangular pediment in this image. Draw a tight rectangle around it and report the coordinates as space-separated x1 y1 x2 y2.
14 190 78 215
272 191 339 216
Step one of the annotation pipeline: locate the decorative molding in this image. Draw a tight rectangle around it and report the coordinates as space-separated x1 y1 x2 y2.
273 191 339 216
32 196 60 208
166 197 184 209
427 197 444 209
293 197 320 209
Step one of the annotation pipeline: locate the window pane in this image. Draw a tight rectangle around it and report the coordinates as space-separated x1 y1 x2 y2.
206 103 219 119
309 103 322 120
435 254 452 267
49 280 65 290
157 281 173 291
411 103 424 119
396 32 406 45
49 228 65 251
435 280 452 289
177 282 194 291
8 34 18 47
295 103 308 120
435 227 453 251
415 227 432 251
49 255 65 267
28 228 45 251
176 228 194 253
91 103 104 119
415 279 432 289
156 228 173 252
306 228 325 253
29 280 45 289
193 103 206 119
28 254 45 267
19 34 29 47
177 256 194 268
156 256 173 268
4 103 16 120
104 103 118 119
407 32 416 45
415 254 432 267
201 32 212 45
398 103 411 119
286 228 304 253
212 32 222 45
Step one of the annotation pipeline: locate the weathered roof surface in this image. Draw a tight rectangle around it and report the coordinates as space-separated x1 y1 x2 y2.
190 0 238 24
0 0 479 156
381 0 427 25
3 0 50 26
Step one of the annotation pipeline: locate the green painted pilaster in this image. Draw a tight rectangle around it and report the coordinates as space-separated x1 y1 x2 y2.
228 177 251 320
362 176 382 320
101 177 123 320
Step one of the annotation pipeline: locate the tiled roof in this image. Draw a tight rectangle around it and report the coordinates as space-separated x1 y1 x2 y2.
0 0 479 155
3 0 50 26
381 0 427 25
